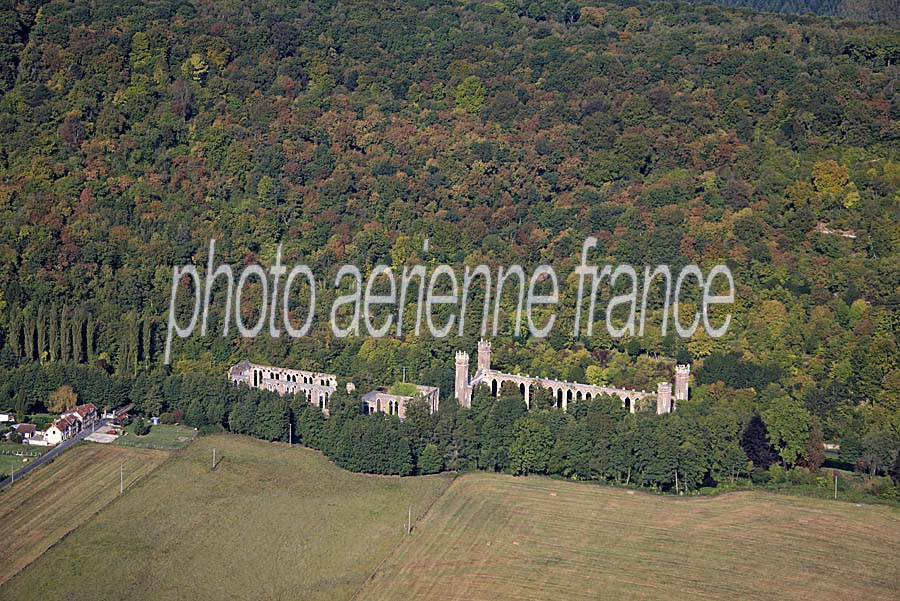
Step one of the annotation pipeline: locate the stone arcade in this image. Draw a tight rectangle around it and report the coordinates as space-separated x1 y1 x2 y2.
454 340 687 414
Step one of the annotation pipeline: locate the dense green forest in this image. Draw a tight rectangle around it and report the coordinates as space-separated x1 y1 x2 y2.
0 0 898 488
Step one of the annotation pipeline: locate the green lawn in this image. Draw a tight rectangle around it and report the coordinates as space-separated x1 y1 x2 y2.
0 443 46 477
24 414 54 430
1 434 453 600
114 424 198 449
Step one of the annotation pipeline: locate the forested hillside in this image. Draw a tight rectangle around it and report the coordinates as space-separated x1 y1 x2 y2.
657 0 899 24
0 0 898 471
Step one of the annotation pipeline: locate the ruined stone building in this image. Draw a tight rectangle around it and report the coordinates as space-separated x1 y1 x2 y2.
229 341 687 419
455 340 687 414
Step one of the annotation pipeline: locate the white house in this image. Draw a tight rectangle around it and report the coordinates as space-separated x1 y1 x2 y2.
0 412 14 423
45 414 77 446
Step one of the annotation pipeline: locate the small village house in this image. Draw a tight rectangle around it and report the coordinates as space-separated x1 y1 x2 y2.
13 423 36 440
42 403 99 446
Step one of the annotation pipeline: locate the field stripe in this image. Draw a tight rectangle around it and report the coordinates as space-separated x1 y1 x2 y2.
0 443 170 585
358 474 900 601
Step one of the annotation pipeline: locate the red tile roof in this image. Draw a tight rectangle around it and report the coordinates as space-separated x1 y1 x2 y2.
61 403 98 420
14 423 36 435
51 414 77 430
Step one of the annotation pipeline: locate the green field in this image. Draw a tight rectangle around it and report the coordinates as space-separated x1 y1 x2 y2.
0 443 46 476
0 443 170 586
358 473 900 601
114 424 198 449
4 437 899 601
1 435 453 600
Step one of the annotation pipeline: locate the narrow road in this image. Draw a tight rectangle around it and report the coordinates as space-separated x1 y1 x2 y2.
0 418 111 492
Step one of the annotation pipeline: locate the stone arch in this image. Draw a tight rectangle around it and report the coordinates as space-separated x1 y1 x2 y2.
624 397 631 412
491 379 498 397
556 388 563 408
519 382 525 396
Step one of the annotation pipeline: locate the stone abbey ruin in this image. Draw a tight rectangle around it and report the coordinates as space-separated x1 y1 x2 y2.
230 340 686 418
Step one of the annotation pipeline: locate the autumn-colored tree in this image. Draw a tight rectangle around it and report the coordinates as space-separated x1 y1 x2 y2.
801 417 826 471
49 385 79 413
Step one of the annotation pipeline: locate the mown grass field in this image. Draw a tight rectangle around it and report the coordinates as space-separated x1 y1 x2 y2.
358 473 900 601
0 434 453 601
115 423 198 449
0 443 169 586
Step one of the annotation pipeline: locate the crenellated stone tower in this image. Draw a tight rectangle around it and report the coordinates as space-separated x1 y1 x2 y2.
674 364 690 403
455 351 471 408
477 339 491 373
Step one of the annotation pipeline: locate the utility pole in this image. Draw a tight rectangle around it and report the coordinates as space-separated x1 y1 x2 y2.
120 462 123 494
10 465 13 484
408 506 412 535
212 448 216 470
834 472 838 500
402 367 407 383
289 423 292 447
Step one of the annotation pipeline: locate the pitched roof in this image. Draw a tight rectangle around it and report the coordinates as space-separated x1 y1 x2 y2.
61 403 98 420
51 414 77 430
14 423 36 435
74 403 97 418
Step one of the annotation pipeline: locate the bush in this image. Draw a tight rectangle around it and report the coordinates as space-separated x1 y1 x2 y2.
198 424 224 436
159 410 185 425
750 467 771 484
130 417 151 436
788 467 816 486
768 464 786 484
880 484 900 502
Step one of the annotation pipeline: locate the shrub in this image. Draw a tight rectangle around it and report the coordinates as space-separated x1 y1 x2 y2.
768 464 786 484
788 467 816 485
198 424 224 437
131 417 151 436
750 467 771 484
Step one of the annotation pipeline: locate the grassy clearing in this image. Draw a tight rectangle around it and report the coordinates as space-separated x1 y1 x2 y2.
0 443 169 586
0 443 46 476
115 423 198 449
1 434 453 601
358 473 900 601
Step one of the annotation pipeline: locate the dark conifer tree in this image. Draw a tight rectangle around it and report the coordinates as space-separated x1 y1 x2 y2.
741 415 778 469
